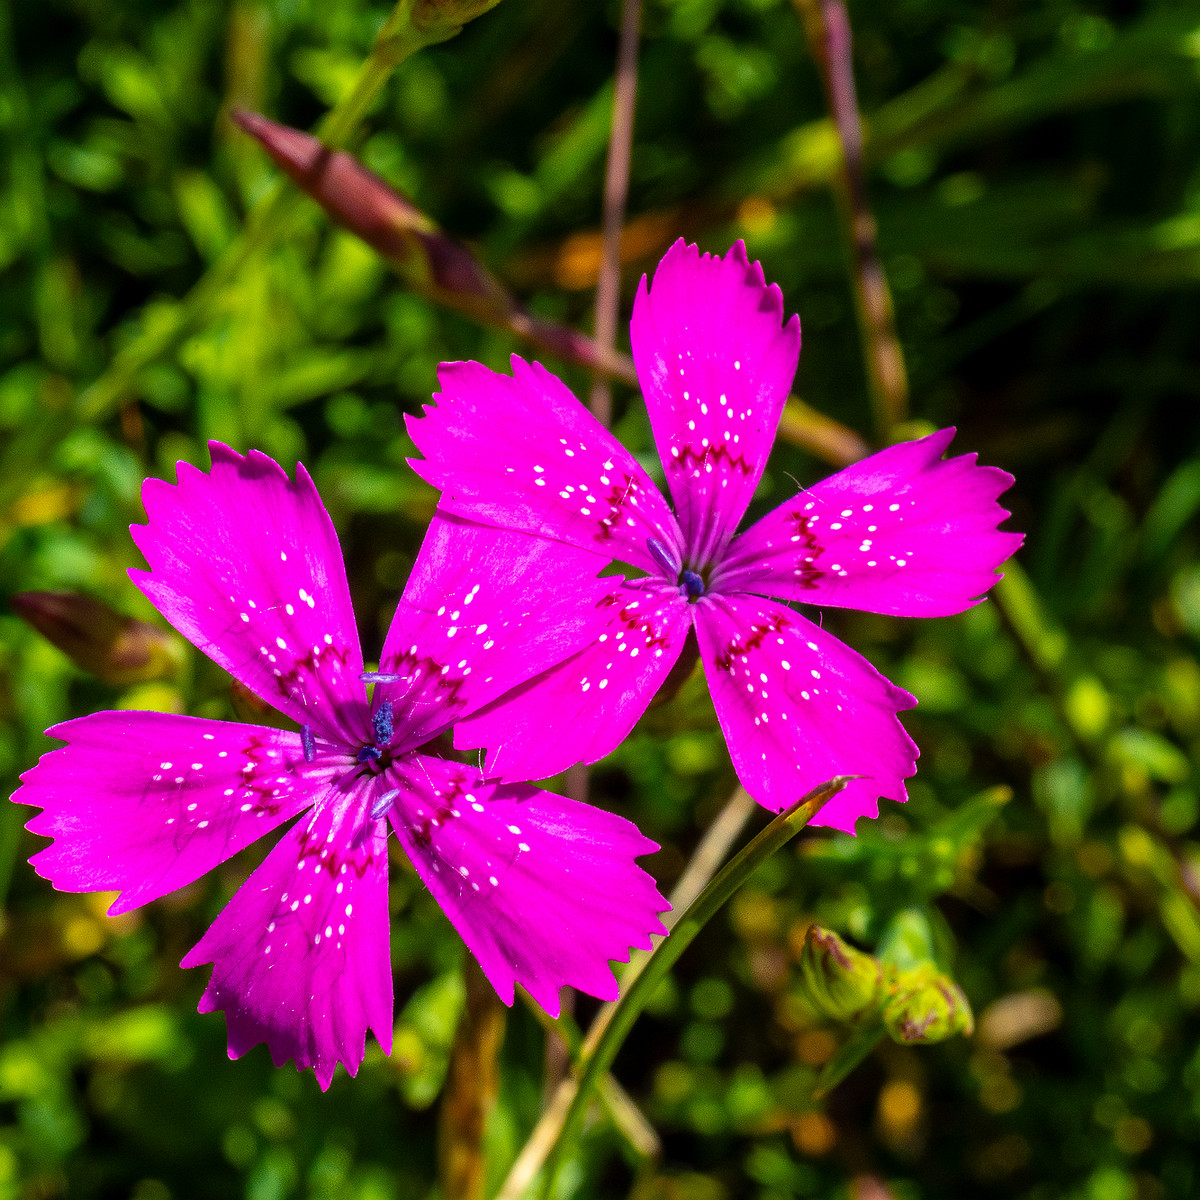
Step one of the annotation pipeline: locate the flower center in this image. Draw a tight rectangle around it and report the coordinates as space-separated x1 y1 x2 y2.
646 536 707 603
372 699 394 746
355 698 394 764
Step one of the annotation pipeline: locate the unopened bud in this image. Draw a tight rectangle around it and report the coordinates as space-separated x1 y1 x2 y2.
232 111 512 320
232 110 636 385
882 968 974 1045
12 592 182 685
798 926 885 1021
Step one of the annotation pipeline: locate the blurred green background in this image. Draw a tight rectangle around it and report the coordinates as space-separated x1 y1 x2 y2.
3 0 1200 1197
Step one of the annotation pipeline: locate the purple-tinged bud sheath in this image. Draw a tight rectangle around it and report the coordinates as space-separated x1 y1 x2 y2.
882 967 974 1044
232 111 511 319
798 925 885 1021
229 111 637 385
12 591 183 686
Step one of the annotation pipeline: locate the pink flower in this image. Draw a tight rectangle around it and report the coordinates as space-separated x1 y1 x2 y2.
14 446 668 1088
408 240 1023 832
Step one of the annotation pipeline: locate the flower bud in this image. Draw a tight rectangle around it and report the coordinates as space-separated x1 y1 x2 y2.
12 592 183 686
231 111 513 321
798 926 885 1021
231 111 637 385
882 968 974 1044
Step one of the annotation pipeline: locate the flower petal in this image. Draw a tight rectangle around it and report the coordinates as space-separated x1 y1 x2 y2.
384 755 668 1014
693 594 918 833
713 429 1023 617
630 239 801 568
181 780 392 1090
407 357 683 571
131 443 369 744
375 514 613 753
17 712 320 915
453 578 693 781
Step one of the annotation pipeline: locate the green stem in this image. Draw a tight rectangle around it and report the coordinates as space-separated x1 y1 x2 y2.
75 0 431 423
319 4 431 148
813 1024 886 1097
539 777 848 1199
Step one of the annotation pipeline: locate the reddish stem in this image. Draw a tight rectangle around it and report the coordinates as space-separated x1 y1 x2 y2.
796 0 908 439
588 0 643 430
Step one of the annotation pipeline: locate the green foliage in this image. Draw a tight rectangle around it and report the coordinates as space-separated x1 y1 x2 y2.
2 0 1200 1198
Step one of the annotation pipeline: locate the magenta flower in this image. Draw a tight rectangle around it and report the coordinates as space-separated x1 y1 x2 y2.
408 240 1023 832
14 445 668 1088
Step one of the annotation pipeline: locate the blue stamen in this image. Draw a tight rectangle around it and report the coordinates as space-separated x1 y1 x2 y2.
681 570 706 600
361 670 404 683
370 788 400 820
300 724 315 763
372 699 394 747
646 536 680 578
356 745 382 764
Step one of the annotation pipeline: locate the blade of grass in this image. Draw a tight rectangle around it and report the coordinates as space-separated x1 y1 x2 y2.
539 776 849 1199
581 786 757 1058
497 784 757 1200
523 999 661 1165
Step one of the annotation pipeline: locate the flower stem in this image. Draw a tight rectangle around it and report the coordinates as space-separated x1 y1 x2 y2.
552 0 645 1100
778 396 871 468
438 957 506 1200
588 0 643 428
317 8 426 150
562 0 643 823
793 0 908 443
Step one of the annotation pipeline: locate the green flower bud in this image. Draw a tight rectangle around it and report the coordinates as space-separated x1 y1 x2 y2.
798 926 885 1021
882 967 974 1044
12 592 183 686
